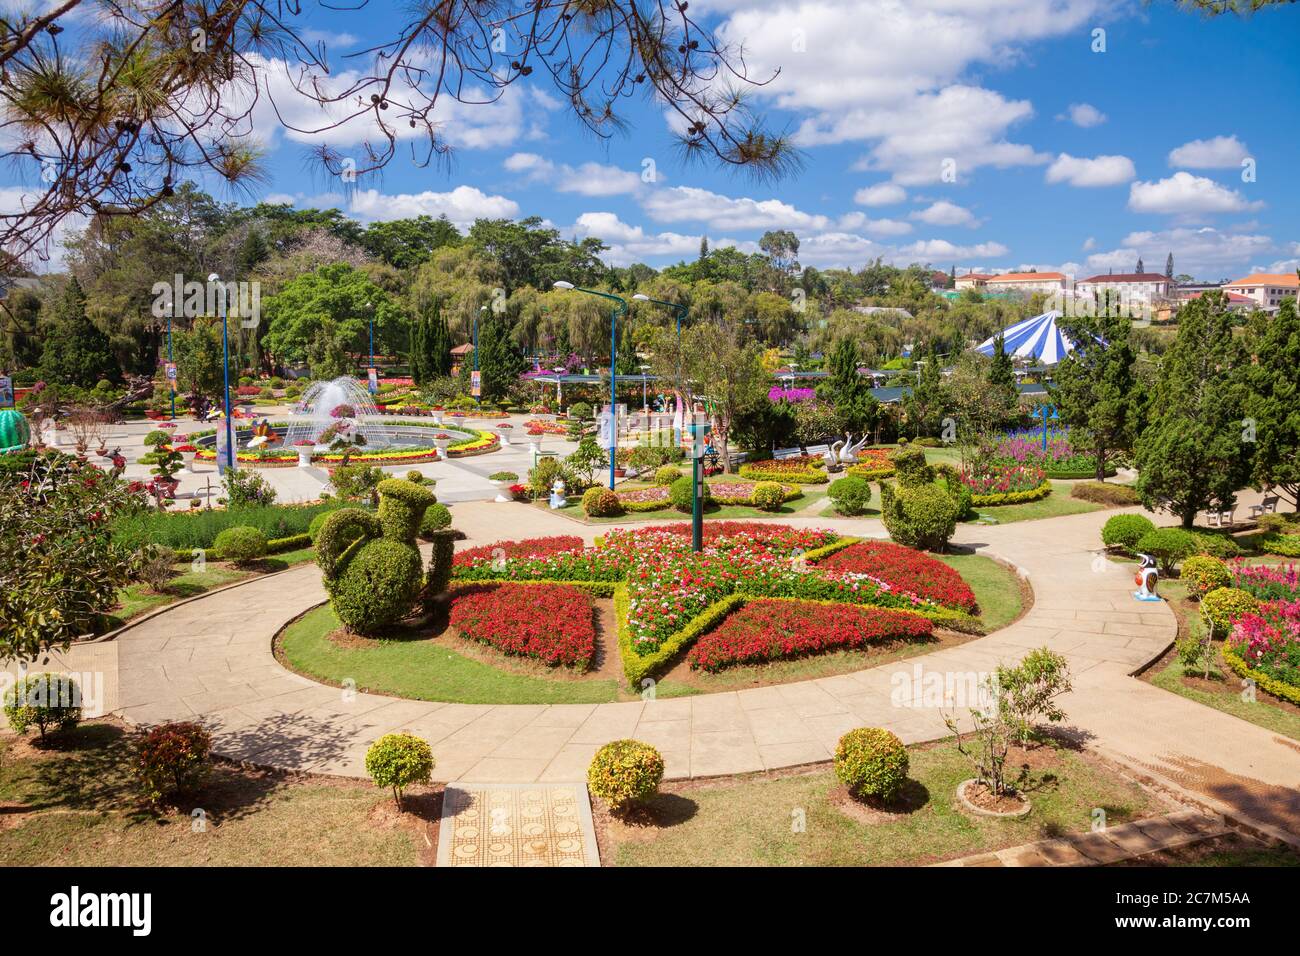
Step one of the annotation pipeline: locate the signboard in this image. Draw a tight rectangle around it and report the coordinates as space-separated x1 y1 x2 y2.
367 367 379 394
470 370 481 398
0 375 12 409
164 362 178 393
682 414 711 459
596 410 613 450
214 423 236 476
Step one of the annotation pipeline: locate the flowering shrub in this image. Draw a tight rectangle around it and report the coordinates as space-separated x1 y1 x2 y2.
450 583 597 669
738 456 828 484
588 739 664 810
768 385 817 404
1231 562 1300 602
959 463 1045 496
235 385 261 397
329 404 356 419
991 428 1102 476
835 727 909 802
817 540 978 612
1227 599 1300 689
687 599 933 671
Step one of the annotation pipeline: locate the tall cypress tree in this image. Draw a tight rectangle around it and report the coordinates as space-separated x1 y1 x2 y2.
409 310 427 385
1244 296 1300 508
987 333 1018 418
820 337 878 435
903 343 947 438
1052 313 1137 480
1165 252 1174 281
39 276 119 386
1134 292 1249 526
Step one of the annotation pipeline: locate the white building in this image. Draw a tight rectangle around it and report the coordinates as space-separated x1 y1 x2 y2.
1076 272 1172 305
1222 273 1300 312
984 271 1069 295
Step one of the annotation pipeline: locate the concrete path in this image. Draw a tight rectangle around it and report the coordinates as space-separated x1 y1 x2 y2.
107 495 1300 838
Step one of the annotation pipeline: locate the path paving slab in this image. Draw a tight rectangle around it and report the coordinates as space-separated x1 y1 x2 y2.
436 782 600 867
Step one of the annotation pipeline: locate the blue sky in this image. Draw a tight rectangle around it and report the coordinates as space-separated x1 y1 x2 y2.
9 0 1300 280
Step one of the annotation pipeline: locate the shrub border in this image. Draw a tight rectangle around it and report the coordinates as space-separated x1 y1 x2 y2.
970 479 1053 508
1221 644 1300 707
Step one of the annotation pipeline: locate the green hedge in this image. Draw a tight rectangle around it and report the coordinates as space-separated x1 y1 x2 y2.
969 480 1053 508
113 502 347 551
1221 644 1300 706
619 589 744 686
1258 533 1300 557
1044 466 1117 480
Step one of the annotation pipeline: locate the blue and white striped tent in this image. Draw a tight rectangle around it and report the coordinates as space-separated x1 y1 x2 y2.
974 310 1076 365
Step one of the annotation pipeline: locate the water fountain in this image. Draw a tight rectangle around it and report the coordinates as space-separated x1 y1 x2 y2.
282 377 395 449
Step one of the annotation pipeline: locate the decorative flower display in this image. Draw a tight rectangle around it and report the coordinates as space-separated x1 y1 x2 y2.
818 540 978 612
522 418 567 435
767 385 817 404
959 462 1045 495
687 599 934 671
1227 599 1300 689
1231 561 1300 602
990 427 1102 475
453 523 972 663
329 404 356 419
450 582 596 669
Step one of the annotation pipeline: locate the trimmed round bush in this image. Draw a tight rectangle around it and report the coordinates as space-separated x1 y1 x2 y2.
889 445 933 487
1135 527 1200 574
136 721 212 804
3 673 82 739
834 727 908 802
828 475 872 516
1101 513 1156 552
879 481 958 552
308 510 333 542
654 465 683 485
328 537 424 633
418 503 452 538
669 475 710 512
587 739 664 810
751 481 786 512
404 470 429 485
488 471 519 482
143 429 171 447
1180 554 1230 599
1193 532 1242 560
582 485 623 517
365 733 435 809
213 525 267 565
1201 586 1259 633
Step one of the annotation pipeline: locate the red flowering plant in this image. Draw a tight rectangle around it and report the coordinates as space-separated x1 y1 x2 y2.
959 462 1045 495
450 582 597 669
1227 599 1300 689
687 599 934 671
1231 562 1300 602
817 541 978 612
329 404 356 419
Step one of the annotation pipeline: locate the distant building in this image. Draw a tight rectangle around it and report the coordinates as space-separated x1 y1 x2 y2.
953 272 992 291
1154 290 1258 323
984 272 1069 295
1076 272 1171 305
449 342 474 374
854 305 914 319
1221 273 1299 312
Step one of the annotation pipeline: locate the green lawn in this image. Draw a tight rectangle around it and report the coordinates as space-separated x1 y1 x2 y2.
279 605 621 704
937 553 1024 631
610 739 1158 866
972 481 1104 524
0 723 422 866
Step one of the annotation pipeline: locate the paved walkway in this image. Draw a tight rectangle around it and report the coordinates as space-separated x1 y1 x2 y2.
107 496 1300 838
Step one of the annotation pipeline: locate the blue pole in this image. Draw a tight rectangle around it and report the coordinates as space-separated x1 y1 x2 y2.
167 313 175 419
473 311 479 407
609 304 618 491
369 313 374 371
220 292 233 472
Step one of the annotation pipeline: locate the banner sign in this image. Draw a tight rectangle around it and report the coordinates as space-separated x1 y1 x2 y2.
470 370 481 398
164 362 177 393
0 375 12 409
368 367 379 394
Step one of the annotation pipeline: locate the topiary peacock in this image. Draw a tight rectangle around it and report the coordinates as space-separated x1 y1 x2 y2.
315 477 447 634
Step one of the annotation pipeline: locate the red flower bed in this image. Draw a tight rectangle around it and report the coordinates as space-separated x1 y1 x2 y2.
453 535 585 567
450 582 596 668
817 540 978 612
688 599 933 671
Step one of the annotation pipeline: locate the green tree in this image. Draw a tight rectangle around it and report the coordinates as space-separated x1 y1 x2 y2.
1134 293 1250 526
903 344 948 439
474 316 525 402
173 318 237 402
819 337 879 436
1052 313 1138 480
38 277 118 386
987 333 1018 412
362 215 461 269
262 263 402 366
1244 297 1300 508
683 323 768 472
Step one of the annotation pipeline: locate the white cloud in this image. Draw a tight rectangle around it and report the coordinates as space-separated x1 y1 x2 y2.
347 186 520 227
837 212 914 236
1128 172 1262 215
899 238 1009 260
854 183 907 206
1168 135 1251 169
1082 237 1096 251
1058 103 1106 127
641 185 833 232
504 154 643 196
712 0 1101 183
1045 153 1135 187
1087 225 1275 278
910 200 977 227
570 212 704 266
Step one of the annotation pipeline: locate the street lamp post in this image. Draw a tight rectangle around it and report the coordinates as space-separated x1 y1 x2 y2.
209 273 234 473
554 282 627 490
474 305 486 406
631 293 688 340
366 301 374 371
166 312 175 419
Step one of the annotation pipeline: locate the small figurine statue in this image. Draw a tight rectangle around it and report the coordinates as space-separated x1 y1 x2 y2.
1133 553 1159 602
549 476 567 510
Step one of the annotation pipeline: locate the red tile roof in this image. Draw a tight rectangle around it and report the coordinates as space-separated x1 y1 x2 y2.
1079 273 1169 284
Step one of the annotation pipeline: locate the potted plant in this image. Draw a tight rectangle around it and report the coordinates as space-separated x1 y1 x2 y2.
490 471 519 502
293 438 315 467
174 443 198 469
526 427 544 452
434 432 454 455
496 422 513 445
